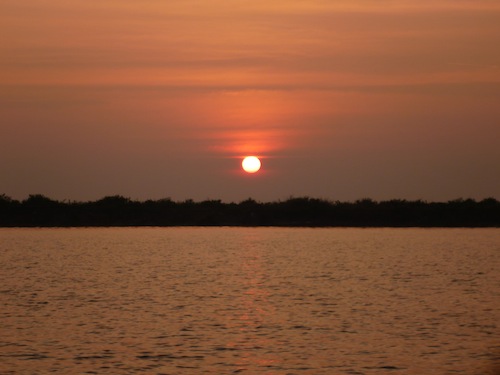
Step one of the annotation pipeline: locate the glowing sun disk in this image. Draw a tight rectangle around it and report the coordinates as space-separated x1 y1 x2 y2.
242 156 261 173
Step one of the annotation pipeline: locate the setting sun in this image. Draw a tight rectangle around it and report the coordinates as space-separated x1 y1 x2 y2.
242 156 261 173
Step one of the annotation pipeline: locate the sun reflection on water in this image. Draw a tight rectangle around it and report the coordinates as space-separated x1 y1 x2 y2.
225 231 282 372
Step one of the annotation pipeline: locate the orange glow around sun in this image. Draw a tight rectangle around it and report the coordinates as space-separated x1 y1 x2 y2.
201 90 302 158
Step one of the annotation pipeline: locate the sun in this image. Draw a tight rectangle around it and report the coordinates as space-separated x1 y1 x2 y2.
242 156 261 173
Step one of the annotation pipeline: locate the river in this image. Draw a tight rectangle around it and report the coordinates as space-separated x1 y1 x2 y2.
1 228 498 374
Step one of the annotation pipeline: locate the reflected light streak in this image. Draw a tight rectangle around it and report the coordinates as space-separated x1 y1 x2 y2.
223 232 281 372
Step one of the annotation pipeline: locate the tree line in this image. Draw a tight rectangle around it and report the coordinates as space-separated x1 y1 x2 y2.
0 194 498 227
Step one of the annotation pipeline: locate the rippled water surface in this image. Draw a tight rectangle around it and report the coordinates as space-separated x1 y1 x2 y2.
1 228 499 374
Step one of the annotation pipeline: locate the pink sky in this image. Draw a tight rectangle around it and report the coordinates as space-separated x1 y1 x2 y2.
1 0 499 202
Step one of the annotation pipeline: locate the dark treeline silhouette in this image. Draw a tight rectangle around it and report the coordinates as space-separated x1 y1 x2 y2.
0 194 499 227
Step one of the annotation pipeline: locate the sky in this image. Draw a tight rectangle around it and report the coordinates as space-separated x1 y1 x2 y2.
1 0 499 203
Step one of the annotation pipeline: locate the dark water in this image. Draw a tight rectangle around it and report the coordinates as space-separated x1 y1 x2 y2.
1 228 499 374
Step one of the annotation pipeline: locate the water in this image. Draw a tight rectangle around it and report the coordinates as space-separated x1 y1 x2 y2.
0 228 499 374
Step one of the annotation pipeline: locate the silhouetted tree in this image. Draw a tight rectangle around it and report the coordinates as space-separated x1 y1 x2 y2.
0 194 498 227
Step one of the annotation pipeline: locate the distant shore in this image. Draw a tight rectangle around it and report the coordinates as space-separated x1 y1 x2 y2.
1 194 499 227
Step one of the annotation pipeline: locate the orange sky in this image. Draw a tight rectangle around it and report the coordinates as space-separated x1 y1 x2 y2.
1 0 499 201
